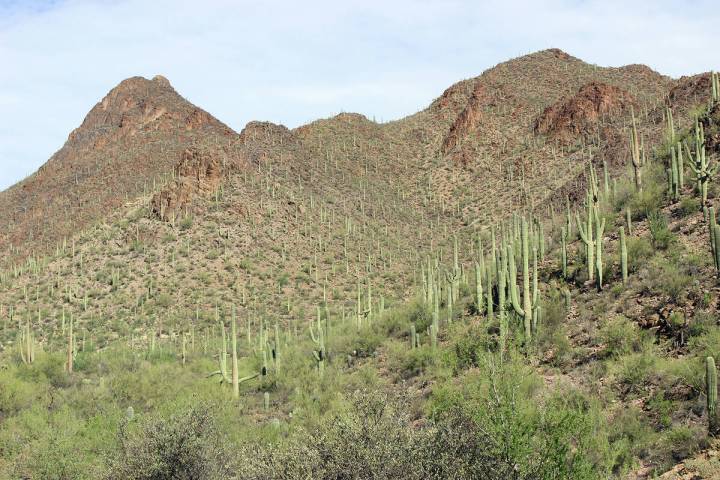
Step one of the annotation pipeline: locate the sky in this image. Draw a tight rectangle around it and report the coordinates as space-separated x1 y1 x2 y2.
1 0 719 190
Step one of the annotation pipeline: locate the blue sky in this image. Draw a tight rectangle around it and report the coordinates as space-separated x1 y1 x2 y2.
1 0 719 190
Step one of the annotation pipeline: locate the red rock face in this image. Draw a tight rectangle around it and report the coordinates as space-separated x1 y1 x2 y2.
668 74 712 111
534 82 636 142
151 147 224 221
442 82 485 155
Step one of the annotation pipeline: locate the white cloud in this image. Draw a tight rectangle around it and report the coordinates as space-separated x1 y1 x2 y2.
1 0 719 189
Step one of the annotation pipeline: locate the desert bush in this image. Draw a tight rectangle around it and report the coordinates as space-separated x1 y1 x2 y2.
598 316 644 358
107 402 231 480
678 197 701 217
648 211 674 250
451 323 493 371
614 350 657 394
385 340 435 379
337 326 383 358
645 257 692 300
535 293 572 366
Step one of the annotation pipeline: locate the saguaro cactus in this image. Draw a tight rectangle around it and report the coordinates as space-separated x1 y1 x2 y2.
577 180 606 290
576 195 595 283
486 265 494 322
474 261 484 314
707 356 718 436
629 108 645 192
231 310 239 398
509 218 537 341
594 210 606 291
670 146 680 201
207 313 260 395
619 227 628 283
497 245 508 355
688 118 716 206
66 312 74 373
560 226 568 279
709 207 718 270
18 319 34 365
310 307 327 377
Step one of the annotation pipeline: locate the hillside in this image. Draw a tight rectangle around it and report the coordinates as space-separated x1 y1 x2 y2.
0 75 235 265
1 50 719 479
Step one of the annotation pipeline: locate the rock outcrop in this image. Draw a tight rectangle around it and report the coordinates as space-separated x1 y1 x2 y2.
151 147 224 222
534 82 636 142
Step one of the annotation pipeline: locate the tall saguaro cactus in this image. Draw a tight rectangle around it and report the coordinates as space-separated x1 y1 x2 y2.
688 118 716 206
560 226 568 279
709 207 718 270
231 308 239 398
509 218 537 341
207 311 260 395
310 307 327 377
474 261 484 314
66 312 74 373
576 193 595 283
498 245 508 355
576 169 606 290
707 356 718 436
629 108 645 192
593 209 606 291
619 227 628 284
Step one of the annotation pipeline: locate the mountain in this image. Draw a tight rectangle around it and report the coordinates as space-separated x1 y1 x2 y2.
0 75 235 263
0 49 678 267
1 49 719 479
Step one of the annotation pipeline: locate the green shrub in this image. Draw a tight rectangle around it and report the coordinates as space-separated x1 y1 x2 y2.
107 402 231 480
646 391 673 429
663 426 703 463
685 312 718 340
627 183 665 221
237 390 429 479
386 342 435 380
648 211 674 250
678 197 700 217
536 295 572 366
625 237 653 273
598 317 643 358
179 216 193 231
340 326 384 358
451 324 492 371
646 257 692 300
615 351 657 394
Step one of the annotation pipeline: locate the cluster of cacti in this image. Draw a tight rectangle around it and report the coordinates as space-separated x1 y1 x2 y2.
18 318 35 364
576 163 606 291
409 323 420 349
419 214 547 350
